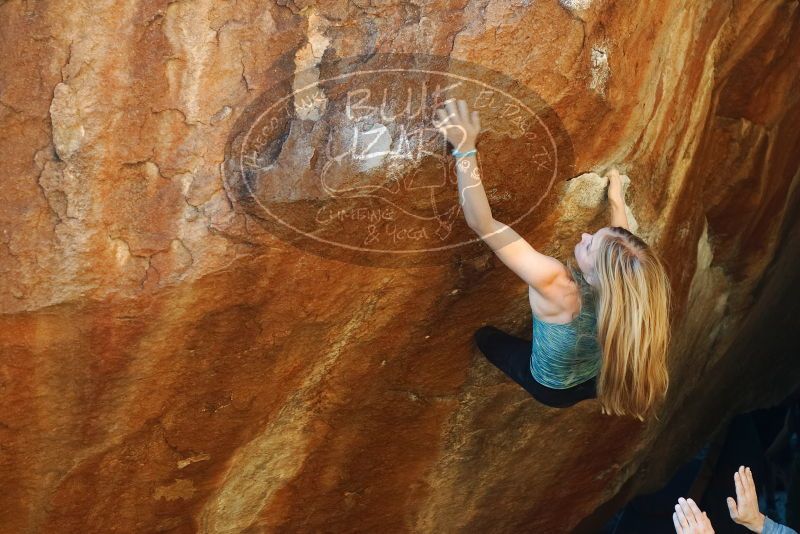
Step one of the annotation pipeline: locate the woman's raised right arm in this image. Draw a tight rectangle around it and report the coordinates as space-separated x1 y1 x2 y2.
606 167 630 230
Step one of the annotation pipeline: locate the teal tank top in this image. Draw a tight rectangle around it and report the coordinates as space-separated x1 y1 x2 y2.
530 266 602 389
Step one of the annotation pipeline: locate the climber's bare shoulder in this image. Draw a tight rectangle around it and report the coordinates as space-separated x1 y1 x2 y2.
472 218 580 321
528 273 582 323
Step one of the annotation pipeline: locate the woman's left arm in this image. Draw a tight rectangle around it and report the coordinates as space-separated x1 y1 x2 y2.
435 99 567 292
435 98 491 229
472 219 569 293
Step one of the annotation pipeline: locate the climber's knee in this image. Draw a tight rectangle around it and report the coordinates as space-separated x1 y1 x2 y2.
473 325 499 352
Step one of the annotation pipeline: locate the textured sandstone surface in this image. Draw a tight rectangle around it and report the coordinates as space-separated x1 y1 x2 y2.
1 0 800 532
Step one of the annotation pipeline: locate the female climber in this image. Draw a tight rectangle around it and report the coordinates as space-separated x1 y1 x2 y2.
434 98 672 421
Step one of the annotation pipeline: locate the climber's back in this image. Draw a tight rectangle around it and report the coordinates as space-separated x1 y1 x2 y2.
530 265 602 389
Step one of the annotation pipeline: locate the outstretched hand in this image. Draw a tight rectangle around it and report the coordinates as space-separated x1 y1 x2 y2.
727 466 766 533
606 166 624 204
673 497 715 534
434 98 481 151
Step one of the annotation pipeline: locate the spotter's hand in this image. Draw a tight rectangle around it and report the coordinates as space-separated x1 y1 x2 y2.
727 466 766 533
434 98 481 151
673 497 715 534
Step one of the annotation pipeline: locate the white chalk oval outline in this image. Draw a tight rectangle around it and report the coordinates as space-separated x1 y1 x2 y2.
237 64 564 255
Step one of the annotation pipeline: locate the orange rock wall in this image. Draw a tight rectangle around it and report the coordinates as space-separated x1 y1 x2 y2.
1 1 799 532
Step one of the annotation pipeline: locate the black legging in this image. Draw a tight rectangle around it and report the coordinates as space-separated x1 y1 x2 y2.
473 325 598 408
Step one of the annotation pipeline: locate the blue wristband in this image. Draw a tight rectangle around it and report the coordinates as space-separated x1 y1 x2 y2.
452 148 477 159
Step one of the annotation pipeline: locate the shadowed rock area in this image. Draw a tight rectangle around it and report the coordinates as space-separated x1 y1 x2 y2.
1 1 799 532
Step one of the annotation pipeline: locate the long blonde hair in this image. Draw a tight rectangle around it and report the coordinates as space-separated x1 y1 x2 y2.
592 226 671 421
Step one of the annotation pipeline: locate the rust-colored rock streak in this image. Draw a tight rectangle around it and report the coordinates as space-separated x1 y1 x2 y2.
1 1 799 533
